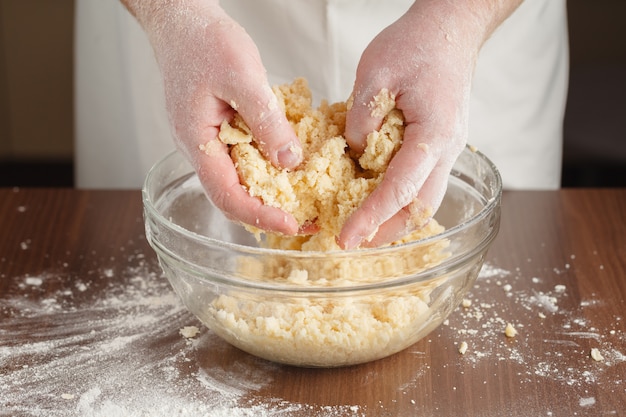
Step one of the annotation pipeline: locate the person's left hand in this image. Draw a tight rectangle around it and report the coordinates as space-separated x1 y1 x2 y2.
337 1 500 249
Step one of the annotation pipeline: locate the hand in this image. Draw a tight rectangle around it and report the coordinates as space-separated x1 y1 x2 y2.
337 0 520 249
123 0 303 234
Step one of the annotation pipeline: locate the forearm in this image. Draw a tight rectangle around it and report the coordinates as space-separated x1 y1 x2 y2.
119 0 166 27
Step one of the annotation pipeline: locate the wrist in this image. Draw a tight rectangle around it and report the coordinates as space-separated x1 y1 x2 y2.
405 0 523 58
460 0 524 41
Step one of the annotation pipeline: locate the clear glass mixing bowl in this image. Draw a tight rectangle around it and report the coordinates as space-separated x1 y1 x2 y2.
143 146 501 367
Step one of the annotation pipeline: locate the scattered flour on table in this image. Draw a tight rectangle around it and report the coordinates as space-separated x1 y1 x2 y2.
441 259 625 412
2 221 624 416
0 248 364 417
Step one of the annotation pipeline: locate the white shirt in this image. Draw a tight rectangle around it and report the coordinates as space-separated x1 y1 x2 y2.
75 0 568 189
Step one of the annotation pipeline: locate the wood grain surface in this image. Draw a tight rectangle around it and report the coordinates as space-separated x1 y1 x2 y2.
1 188 625 417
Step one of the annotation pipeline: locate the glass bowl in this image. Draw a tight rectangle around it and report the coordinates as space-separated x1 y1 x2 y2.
143 146 502 367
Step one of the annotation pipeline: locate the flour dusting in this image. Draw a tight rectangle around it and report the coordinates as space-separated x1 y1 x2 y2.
444 259 625 406
2 243 624 416
0 249 364 417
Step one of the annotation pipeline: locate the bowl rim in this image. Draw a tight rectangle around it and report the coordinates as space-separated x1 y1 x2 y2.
142 146 502 290
143 147 501 252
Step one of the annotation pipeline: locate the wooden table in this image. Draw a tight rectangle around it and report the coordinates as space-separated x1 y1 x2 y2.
1 188 625 416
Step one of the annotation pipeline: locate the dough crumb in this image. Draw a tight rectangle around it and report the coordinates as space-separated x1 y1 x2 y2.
461 299 472 308
61 393 75 400
368 88 396 118
458 341 468 355
179 326 200 339
504 323 518 338
198 140 224 156
590 348 604 362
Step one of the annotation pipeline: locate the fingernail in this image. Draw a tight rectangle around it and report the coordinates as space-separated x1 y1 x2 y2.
277 143 302 169
341 234 363 250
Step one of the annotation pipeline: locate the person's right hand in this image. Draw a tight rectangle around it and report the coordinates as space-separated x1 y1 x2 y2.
123 0 303 234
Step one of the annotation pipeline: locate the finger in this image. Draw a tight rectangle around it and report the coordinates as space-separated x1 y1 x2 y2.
192 138 300 235
344 83 396 154
337 129 437 249
359 162 450 248
298 220 320 235
228 81 303 170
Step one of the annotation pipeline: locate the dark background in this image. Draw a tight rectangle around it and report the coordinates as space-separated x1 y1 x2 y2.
1 0 624 188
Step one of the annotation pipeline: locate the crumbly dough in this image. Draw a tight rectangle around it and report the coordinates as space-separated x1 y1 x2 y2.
209 288 437 366
200 78 452 366
210 77 440 251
